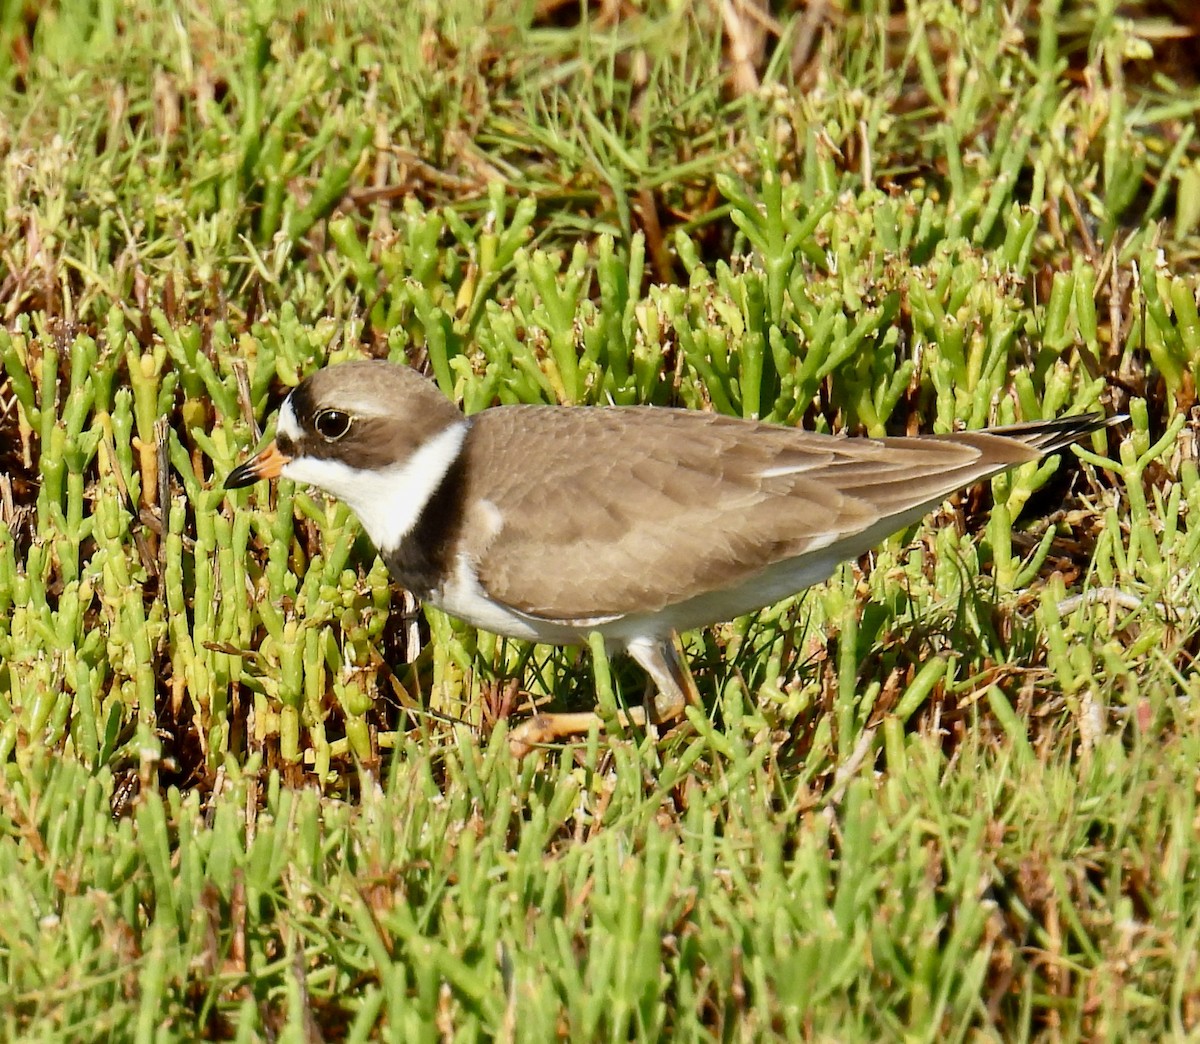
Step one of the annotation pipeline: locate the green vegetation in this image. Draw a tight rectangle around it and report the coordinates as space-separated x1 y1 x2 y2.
1 0 1199 1038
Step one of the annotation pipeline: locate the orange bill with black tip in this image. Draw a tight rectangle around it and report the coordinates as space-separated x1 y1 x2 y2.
224 441 291 489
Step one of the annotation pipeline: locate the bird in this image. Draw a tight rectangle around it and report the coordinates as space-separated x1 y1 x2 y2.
225 359 1118 749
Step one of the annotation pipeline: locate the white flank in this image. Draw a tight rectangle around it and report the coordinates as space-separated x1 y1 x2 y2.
434 557 555 641
281 421 468 552
432 550 626 644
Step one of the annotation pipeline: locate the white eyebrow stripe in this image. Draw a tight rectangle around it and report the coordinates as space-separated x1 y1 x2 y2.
277 398 303 441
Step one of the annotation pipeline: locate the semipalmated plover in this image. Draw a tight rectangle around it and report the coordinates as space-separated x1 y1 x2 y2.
226 360 1117 747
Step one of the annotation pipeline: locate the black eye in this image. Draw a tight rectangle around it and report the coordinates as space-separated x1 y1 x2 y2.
314 408 352 441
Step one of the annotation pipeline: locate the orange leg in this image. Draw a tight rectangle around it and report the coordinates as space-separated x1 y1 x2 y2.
508 633 700 755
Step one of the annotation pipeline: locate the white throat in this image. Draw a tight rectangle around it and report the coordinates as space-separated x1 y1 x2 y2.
281 420 468 552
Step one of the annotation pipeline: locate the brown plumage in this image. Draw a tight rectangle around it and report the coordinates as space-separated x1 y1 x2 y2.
452 406 1096 625
226 360 1119 748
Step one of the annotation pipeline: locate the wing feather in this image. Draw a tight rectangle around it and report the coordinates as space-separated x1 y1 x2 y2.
456 407 1051 621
